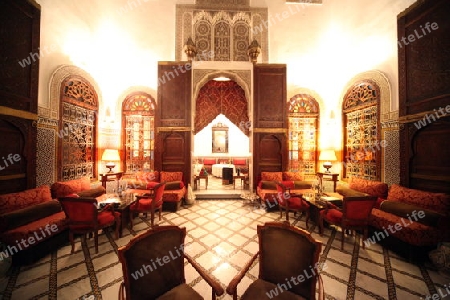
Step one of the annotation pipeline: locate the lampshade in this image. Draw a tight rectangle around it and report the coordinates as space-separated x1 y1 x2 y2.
319 150 337 162
319 150 337 173
102 149 120 172
102 149 120 161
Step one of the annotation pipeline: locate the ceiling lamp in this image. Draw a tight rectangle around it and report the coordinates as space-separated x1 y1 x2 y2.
213 76 231 81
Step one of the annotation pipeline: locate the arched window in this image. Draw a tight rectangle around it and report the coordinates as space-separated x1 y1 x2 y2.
287 94 319 180
59 76 98 180
342 80 381 180
122 92 156 173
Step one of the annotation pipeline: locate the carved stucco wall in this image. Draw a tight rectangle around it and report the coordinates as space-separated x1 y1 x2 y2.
176 3 268 63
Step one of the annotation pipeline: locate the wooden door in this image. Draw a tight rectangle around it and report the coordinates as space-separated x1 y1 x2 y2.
252 64 287 186
0 0 40 193
155 62 192 185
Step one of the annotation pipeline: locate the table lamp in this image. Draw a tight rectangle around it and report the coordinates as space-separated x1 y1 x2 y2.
319 150 337 173
102 149 120 172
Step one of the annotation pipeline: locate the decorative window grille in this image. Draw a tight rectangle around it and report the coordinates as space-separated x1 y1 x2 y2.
343 81 380 180
60 77 98 181
287 94 319 180
122 93 156 173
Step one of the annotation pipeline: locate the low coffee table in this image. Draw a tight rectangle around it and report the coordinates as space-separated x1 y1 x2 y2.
302 195 326 227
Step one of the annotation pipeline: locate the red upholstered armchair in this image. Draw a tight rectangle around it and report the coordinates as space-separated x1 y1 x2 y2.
59 197 121 253
276 182 310 223
129 182 165 228
319 196 377 250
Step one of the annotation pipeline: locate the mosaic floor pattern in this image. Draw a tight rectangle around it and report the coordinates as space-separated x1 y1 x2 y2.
0 200 448 300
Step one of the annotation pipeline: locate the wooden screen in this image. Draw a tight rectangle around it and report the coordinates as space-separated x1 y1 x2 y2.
253 64 287 184
288 94 319 180
342 81 380 181
122 93 156 173
0 0 40 193
59 77 98 181
398 0 450 193
155 62 192 183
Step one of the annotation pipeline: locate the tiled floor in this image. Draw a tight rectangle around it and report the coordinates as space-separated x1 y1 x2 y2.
1 200 449 300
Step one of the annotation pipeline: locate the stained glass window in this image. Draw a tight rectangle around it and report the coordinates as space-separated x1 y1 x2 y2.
288 94 319 180
122 93 156 173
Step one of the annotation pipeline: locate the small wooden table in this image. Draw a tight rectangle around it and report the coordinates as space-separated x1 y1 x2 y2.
99 171 123 189
194 175 208 190
316 172 339 192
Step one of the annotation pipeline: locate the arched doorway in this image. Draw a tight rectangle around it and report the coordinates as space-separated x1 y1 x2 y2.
193 79 251 194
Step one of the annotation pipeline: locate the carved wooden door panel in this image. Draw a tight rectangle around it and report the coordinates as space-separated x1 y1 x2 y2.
155 62 192 184
253 64 287 185
0 0 40 193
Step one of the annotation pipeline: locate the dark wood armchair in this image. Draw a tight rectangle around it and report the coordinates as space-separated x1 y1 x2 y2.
129 182 165 228
59 197 121 254
226 221 324 300
319 195 377 250
118 225 224 299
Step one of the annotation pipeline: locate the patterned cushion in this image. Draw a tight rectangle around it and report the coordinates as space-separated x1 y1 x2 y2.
369 208 445 246
165 181 185 190
283 171 304 181
162 188 186 203
0 211 68 246
160 172 183 182
348 177 388 199
135 171 159 182
387 184 450 213
0 185 52 215
261 172 283 182
51 177 91 199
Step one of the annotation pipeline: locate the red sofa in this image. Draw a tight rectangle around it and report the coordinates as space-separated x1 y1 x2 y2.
123 171 186 212
50 176 106 199
0 185 69 265
338 177 450 260
256 172 313 209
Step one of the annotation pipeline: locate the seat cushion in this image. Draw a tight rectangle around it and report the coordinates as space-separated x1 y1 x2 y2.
287 197 310 210
130 199 153 211
241 279 305 300
156 283 203 300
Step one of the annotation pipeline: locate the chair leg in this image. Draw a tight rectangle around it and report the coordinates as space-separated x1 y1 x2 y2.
94 230 99 254
158 207 162 221
69 232 75 253
115 218 121 240
341 228 345 250
151 209 155 227
129 210 134 230
305 209 310 227
318 215 324 235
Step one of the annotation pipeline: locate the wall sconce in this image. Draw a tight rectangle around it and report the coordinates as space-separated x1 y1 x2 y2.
319 149 337 173
183 37 197 61
247 39 261 64
102 149 120 172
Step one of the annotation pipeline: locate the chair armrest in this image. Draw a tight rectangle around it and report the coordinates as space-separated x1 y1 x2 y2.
317 274 324 300
185 253 224 297
118 282 125 300
226 251 259 296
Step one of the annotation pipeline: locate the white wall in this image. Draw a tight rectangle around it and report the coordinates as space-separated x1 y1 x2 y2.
193 114 250 157
36 0 416 122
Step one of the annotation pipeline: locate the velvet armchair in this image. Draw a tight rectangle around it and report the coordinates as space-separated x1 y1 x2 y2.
276 182 310 223
319 195 377 250
118 225 224 299
129 182 166 228
226 221 324 300
59 196 121 254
